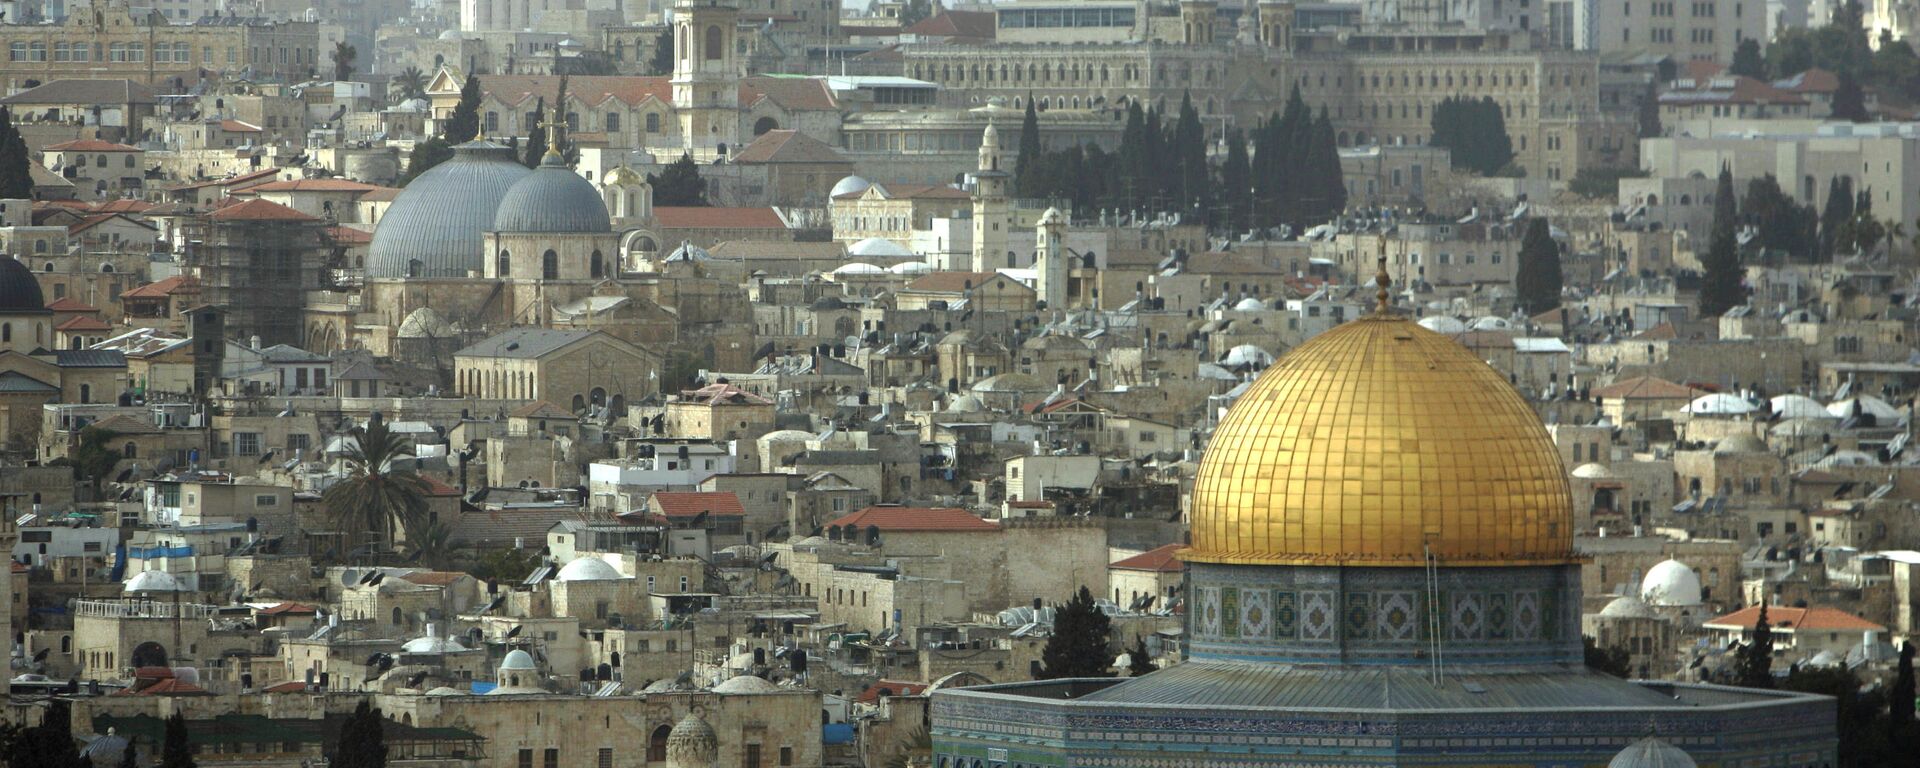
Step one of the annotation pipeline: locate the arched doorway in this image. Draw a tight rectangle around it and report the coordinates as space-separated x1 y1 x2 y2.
753 116 778 135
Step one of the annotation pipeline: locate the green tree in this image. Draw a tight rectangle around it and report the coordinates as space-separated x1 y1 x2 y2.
649 29 674 76
1782 664 1898 767
1637 81 1662 139
0 107 33 199
661 349 707 392
442 74 482 142
70 425 122 500
1569 166 1648 200
898 0 941 26
553 76 576 166
1735 603 1775 689
1744 174 1817 259
1868 31 1920 101
1729 38 1766 78
333 700 388 768
321 412 430 557
1431 96 1513 176
398 138 454 186
520 97 548 168
161 712 195 768
648 153 708 206
469 547 540 583
1700 166 1746 317
1036 586 1114 679
1014 95 1042 198
1173 91 1209 220
1582 636 1632 678
1820 175 1856 260
1220 127 1251 233
1832 70 1870 122
330 41 357 82
1892 641 1916 743
389 65 428 101
1126 636 1155 677
1117 101 1154 212
1305 107 1347 221
1514 218 1562 315
120 741 139 768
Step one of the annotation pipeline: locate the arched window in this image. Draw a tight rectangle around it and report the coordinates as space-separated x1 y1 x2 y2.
590 250 604 278
79 384 90 403
124 442 137 459
704 26 722 60
497 249 510 277
754 116 778 135
542 249 559 279
391 607 403 625
572 394 586 412
648 725 672 762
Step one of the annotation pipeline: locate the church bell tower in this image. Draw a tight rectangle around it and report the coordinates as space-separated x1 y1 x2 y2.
671 0 742 161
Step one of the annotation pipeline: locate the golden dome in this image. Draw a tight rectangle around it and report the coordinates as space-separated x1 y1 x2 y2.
1186 313 1576 567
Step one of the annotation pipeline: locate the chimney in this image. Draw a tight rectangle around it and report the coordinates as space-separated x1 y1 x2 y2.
249 335 261 350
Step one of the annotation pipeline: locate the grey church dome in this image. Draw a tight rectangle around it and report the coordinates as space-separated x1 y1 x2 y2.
493 153 612 233
0 256 48 313
368 140 531 278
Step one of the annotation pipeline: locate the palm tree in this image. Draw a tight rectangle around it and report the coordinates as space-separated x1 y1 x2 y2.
390 65 428 101
322 412 429 558
331 41 357 82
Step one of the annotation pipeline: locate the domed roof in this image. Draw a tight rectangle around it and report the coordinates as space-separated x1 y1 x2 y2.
426 686 465 696
370 141 531 278
396 306 455 339
438 29 462 40
831 261 887 275
760 429 814 443
848 237 913 258
1187 314 1576 567
665 241 710 262
1221 343 1273 368
500 649 537 670
1684 393 1757 415
888 261 932 275
1038 206 1066 226
1815 449 1880 467
947 394 985 412
81 730 129 762
1640 559 1703 606
1807 649 1843 668
1232 297 1268 311
1769 394 1832 420
791 535 828 546
1571 462 1615 479
1417 315 1466 334
493 155 613 233
1828 395 1902 422
402 634 469 654
1771 418 1832 438
830 175 871 197
556 557 626 582
712 674 780 693
124 570 184 594
1469 316 1513 331
0 256 48 314
666 712 719 765
1608 736 1697 768
970 372 1048 393
1598 596 1660 619
603 165 646 187
1713 433 1769 454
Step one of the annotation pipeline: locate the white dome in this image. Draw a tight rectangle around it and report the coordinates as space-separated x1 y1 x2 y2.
947 394 985 412
1417 316 1467 333
1713 434 1769 454
760 429 814 443
403 635 469 654
1598 596 1660 619
1469 316 1513 331
1771 418 1831 438
1815 449 1880 467
712 674 780 694
1571 462 1614 479
1222 344 1274 367
425 686 465 696
1609 736 1697 768
1827 395 1902 422
556 557 626 582
848 237 914 258
1640 559 1703 606
124 570 184 594
1769 394 1832 420
830 175 871 197
437 29 462 40
1807 649 1843 668
1683 393 1757 415
888 261 933 275
831 262 887 276
1232 297 1268 311
500 650 537 670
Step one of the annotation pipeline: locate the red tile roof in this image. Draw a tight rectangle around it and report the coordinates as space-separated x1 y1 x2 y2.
89 199 156 214
855 679 929 703
208 199 319 222
113 678 210 696
1109 543 1184 572
45 138 140 152
247 179 386 193
256 602 316 615
677 382 773 406
120 274 199 299
1774 68 1840 94
55 315 112 332
651 491 746 519
1659 75 1805 107
1704 604 1885 633
421 475 463 497
826 506 997 533
168 167 281 191
732 129 849 165
262 680 312 693
45 297 98 312
69 212 155 235
902 10 996 39
653 206 788 229
1591 375 1700 400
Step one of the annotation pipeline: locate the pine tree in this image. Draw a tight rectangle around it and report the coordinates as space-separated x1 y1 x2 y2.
1514 218 1562 315
1637 81 1662 139
521 97 548 168
1729 38 1766 78
397 138 454 186
1174 91 1208 220
1891 641 1916 737
1306 107 1346 224
553 76 576 166
0 108 32 199
1832 70 1870 122
334 700 389 768
1126 636 1155 677
1736 603 1775 689
648 153 708 206
161 712 195 768
1014 95 1042 198
1819 175 1855 260
1036 586 1114 679
443 74 482 142
1700 166 1746 317
1221 128 1251 234
649 29 675 76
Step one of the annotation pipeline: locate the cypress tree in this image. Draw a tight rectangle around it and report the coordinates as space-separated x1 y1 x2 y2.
1832 70 1870 122
1118 102 1151 212
1221 128 1251 234
442 74 482 142
1700 165 1746 317
1174 92 1208 219
1014 95 1042 198
1729 38 1766 78
1637 81 1662 139
120 741 139 768
1036 586 1114 680
161 712 195 768
0 107 32 199
1306 107 1346 224
648 153 708 206
649 28 674 76
553 76 576 166
1819 175 1855 260
1126 636 1156 677
1514 218 1562 315
1892 641 1915 738
521 96 548 168
334 700 389 768
1736 603 1775 689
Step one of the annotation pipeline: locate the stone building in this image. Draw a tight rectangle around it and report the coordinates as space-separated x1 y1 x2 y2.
453 328 660 411
0 1 320 90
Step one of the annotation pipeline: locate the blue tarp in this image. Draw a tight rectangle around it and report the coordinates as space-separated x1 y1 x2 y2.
129 545 193 559
822 724 855 745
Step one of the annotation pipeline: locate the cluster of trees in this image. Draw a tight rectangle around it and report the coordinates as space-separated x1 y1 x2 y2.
0 705 202 768
1718 170 1902 272
1728 606 1919 766
1733 1 1916 120
1034 586 1157 679
0 107 35 199
1429 96 1516 177
649 153 709 207
334 700 391 768
1010 87 1345 236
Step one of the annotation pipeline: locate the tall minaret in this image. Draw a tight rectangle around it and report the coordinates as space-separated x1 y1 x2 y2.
1035 206 1067 308
970 121 1011 272
671 0 742 161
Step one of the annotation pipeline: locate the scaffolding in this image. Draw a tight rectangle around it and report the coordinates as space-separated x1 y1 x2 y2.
178 208 334 348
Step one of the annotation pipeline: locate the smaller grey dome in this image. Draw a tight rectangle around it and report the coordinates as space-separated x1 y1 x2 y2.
500 650 537 670
1608 736 1697 768
830 175 871 197
493 156 613 233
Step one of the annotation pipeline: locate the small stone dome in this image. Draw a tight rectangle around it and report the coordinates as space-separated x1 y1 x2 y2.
666 712 719 768
830 175 871 198
1468 316 1513 331
493 154 613 233
1037 206 1066 226
426 686 465 696
604 165 646 186
831 262 887 276
124 570 184 594
1571 462 1614 479
1608 736 1697 768
556 557 626 582
1713 433 1768 454
1417 315 1467 334
665 241 710 262
80 729 129 765
888 261 932 275
1684 393 1756 415
1640 560 1703 607
760 429 814 443
1232 297 1268 311
499 649 537 671
848 237 913 258
1828 395 1901 422
712 674 780 694
1768 394 1831 420
1221 344 1274 368
0 256 49 314
402 624 469 654
1598 596 1660 620
947 394 985 412
396 306 455 339
438 29 462 40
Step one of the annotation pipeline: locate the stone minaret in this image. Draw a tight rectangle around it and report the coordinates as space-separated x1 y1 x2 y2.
1035 206 1068 309
671 0 742 160
970 121 1012 272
